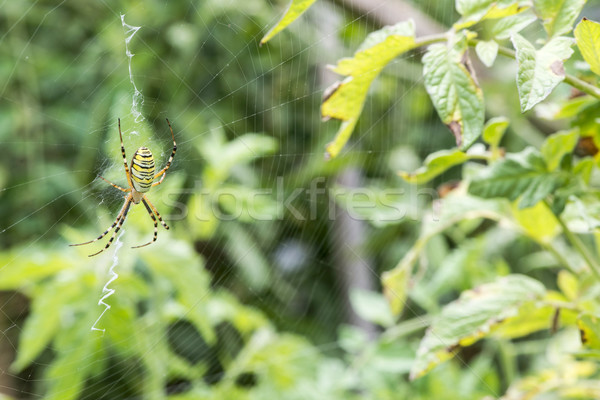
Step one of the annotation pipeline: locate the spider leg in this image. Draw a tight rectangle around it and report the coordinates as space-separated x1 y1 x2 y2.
153 118 177 180
131 199 158 249
118 118 134 188
70 195 131 247
151 171 166 187
143 195 169 230
98 175 130 192
88 198 132 257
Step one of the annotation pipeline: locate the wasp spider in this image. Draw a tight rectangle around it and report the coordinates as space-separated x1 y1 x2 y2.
71 118 177 257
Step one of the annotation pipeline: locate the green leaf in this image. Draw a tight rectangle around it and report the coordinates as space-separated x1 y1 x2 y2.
475 40 499 67
534 0 587 38
349 289 395 328
410 274 546 380
468 147 568 208
322 21 416 158
578 313 600 349
423 34 485 148
512 33 574 112
260 0 318 44
45 316 100 400
541 129 579 171
11 279 82 372
574 18 600 77
491 301 556 338
491 11 537 40
399 149 473 184
482 116 509 148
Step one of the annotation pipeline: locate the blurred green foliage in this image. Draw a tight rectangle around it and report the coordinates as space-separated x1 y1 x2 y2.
5 0 600 399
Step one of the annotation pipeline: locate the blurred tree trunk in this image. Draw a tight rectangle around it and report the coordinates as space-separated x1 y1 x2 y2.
314 0 443 336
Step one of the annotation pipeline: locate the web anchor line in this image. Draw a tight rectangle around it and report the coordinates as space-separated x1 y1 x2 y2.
91 230 124 333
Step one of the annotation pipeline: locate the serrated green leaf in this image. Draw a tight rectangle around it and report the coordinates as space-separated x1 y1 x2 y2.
578 313 600 349
399 149 472 184
475 40 499 67
492 11 537 40
322 21 416 158
541 129 579 171
260 0 318 44
423 35 484 149
469 147 568 208
410 274 546 380
574 18 600 77
349 289 395 328
512 34 574 112
534 0 587 38
483 116 509 148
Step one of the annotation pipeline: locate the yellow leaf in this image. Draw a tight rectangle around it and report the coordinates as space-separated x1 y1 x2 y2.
321 21 416 158
574 18 600 77
260 0 318 45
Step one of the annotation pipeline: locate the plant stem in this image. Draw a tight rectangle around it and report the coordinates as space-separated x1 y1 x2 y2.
414 34 600 100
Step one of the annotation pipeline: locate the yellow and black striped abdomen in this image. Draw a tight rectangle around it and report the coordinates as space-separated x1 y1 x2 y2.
131 147 155 193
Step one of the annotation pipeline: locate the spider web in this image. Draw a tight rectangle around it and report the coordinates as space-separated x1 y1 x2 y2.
0 0 504 398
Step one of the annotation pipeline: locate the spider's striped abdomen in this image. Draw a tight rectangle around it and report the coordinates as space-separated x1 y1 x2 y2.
131 147 155 193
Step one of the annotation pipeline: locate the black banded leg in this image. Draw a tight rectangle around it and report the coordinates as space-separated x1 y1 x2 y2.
153 118 177 180
118 118 134 188
151 171 166 187
98 175 129 192
132 199 158 249
88 200 132 257
143 195 169 230
70 196 131 247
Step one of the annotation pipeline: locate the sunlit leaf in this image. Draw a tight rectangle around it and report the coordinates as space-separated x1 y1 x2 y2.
260 0 318 44
512 33 574 112
423 33 484 148
574 18 600 77
410 274 546 380
534 0 587 38
322 21 416 158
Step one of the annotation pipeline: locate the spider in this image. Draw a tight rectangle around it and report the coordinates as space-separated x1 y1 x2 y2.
71 118 177 257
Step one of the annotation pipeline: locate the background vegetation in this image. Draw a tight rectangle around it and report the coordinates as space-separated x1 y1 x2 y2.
2 0 600 399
